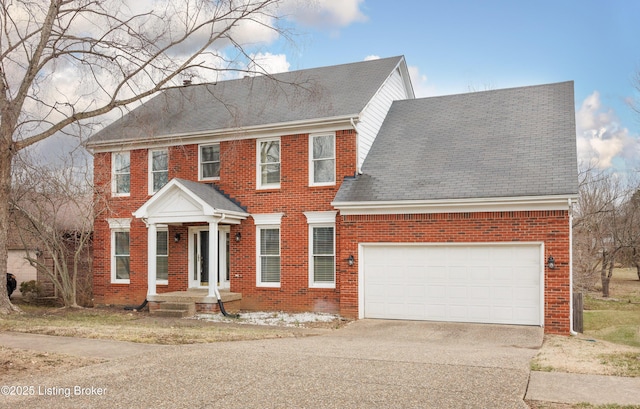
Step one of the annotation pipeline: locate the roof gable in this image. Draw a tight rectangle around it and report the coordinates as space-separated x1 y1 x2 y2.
87 56 408 148
334 81 578 206
134 178 248 224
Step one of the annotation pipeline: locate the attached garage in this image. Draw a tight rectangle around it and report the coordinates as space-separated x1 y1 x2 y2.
360 243 543 326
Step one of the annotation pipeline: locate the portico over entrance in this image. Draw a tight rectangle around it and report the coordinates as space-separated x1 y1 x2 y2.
133 178 248 299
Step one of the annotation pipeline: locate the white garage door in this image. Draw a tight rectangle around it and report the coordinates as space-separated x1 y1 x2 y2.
8 249 37 287
361 244 542 326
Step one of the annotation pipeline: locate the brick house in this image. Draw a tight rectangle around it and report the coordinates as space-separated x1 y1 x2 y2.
86 56 578 334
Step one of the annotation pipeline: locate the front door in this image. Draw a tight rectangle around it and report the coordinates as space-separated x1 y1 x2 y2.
189 226 230 289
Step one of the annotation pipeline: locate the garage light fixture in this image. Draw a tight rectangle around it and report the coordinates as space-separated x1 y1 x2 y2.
235 232 242 242
347 254 355 266
174 233 181 243
547 256 556 270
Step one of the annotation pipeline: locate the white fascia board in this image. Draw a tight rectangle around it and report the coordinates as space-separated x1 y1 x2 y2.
87 115 358 153
332 195 578 215
396 56 415 99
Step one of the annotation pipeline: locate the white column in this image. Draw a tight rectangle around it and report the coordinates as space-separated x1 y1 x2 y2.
147 223 157 296
207 220 219 298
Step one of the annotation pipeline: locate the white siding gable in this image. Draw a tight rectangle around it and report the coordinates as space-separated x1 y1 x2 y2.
357 67 412 171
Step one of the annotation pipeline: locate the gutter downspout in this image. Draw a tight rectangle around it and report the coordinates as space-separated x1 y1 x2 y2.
211 214 239 318
569 198 577 336
350 117 360 174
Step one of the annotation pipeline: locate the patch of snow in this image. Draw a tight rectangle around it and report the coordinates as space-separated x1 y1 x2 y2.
194 311 340 327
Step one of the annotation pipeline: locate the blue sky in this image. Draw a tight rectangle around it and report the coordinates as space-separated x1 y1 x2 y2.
35 0 640 175
264 0 640 175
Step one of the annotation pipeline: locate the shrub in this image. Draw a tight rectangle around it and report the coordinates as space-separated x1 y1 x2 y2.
19 280 43 303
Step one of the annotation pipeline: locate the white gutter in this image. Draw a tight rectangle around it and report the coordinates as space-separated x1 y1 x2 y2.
87 114 357 153
333 195 579 215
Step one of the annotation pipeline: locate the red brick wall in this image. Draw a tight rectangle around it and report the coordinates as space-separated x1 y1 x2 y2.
338 211 571 335
92 133 571 335
92 129 357 312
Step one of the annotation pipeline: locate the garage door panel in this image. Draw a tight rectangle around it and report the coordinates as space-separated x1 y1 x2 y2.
468 286 491 302
363 244 542 326
469 267 491 281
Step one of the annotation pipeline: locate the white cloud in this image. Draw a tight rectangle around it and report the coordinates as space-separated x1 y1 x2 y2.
408 65 436 98
282 0 367 28
576 91 640 170
364 55 380 61
248 52 291 75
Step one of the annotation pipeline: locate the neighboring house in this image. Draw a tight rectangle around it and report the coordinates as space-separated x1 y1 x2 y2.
7 210 40 294
8 194 93 304
85 56 578 335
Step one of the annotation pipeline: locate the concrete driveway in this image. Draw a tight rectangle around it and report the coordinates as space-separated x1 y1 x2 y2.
4 320 542 408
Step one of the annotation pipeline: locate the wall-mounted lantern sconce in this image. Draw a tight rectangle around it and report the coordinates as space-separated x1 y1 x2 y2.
35 249 42 257
235 232 242 242
547 256 556 270
347 254 355 266
174 233 181 243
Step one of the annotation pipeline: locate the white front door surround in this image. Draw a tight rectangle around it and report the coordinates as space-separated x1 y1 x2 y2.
134 179 248 299
189 225 230 290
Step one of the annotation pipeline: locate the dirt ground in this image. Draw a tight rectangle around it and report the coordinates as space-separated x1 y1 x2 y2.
532 333 640 376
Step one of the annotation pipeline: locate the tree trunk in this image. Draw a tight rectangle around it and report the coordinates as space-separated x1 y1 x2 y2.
634 248 640 281
600 249 618 298
601 251 611 298
0 145 22 314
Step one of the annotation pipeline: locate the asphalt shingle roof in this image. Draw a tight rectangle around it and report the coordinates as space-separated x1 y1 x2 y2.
174 179 247 214
334 81 578 202
86 56 405 146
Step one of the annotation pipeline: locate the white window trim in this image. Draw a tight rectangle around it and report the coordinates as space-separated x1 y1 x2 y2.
199 143 221 181
304 211 337 288
110 230 130 284
107 218 131 229
156 227 169 285
254 213 283 288
108 218 131 284
148 149 169 195
112 151 130 197
256 137 281 190
309 132 336 187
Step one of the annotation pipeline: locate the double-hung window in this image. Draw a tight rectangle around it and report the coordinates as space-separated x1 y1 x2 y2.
112 152 130 196
156 229 168 282
200 143 220 180
254 213 283 287
109 219 131 283
149 149 169 194
304 212 336 288
310 133 335 186
257 138 280 189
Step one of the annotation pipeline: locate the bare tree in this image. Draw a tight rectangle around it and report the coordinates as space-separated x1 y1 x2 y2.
0 0 288 313
572 166 626 296
614 188 640 281
11 152 95 307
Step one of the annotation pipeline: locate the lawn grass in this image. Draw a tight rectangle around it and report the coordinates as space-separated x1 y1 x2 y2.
0 302 327 344
583 268 640 349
